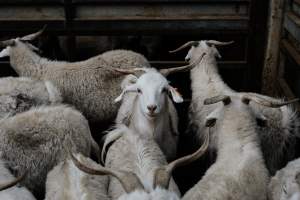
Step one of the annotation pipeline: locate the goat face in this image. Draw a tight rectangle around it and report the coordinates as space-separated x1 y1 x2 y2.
115 69 183 118
185 41 221 62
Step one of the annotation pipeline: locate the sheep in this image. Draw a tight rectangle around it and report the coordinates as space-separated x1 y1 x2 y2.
268 158 300 200
170 40 300 174
0 28 151 124
181 94 276 200
101 57 205 162
0 159 36 200
0 105 100 198
45 153 109 200
0 76 62 118
72 124 209 200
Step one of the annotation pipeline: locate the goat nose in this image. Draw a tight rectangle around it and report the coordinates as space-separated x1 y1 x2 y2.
147 105 157 112
185 57 190 62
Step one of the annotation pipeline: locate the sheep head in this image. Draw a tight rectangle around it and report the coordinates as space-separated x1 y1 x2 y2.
0 26 46 58
169 40 233 63
71 133 208 200
114 68 183 118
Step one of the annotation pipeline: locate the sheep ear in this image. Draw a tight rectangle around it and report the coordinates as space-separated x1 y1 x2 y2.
0 47 11 58
168 86 183 103
114 84 138 103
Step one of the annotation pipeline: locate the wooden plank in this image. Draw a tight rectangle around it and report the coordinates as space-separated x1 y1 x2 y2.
261 0 284 96
281 39 300 66
73 0 250 3
285 12 300 41
74 4 249 20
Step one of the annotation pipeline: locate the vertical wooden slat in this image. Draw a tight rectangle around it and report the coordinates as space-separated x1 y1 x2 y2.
261 0 284 96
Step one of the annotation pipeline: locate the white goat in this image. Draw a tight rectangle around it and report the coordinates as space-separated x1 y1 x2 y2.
0 159 35 200
101 61 204 162
0 105 99 197
45 153 109 200
0 76 62 118
72 125 209 200
182 95 270 200
170 40 300 174
268 158 300 200
0 28 150 124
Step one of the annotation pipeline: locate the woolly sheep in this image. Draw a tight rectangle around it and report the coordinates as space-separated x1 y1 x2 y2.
170 40 300 174
268 158 300 200
45 153 109 200
0 105 99 198
0 159 36 200
182 95 270 200
0 28 150 124
72 125 209 200
0 76 62 118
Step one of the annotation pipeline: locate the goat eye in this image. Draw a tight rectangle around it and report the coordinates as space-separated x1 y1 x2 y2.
137 88 142 94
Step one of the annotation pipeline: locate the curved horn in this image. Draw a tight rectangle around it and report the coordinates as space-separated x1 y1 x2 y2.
241 94 299 108
110 67 148 75
204 95 231 105
20 25 47 41
159 52 206 76
169 41 199 53
0 39 15 48
154 132 209 189
0 172 26 191
71 153 144 193
206 40 234 46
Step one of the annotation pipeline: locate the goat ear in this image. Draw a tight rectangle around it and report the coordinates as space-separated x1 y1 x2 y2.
114 84 138 103
205 107 222 127
0 47 11 58
168 86 183 103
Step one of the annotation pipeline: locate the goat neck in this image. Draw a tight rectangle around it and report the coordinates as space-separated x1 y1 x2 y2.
9 41 47 79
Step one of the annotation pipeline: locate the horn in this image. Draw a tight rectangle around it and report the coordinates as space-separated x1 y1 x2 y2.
241 94 299 108
0 172 26 191
20 25 47 41
70 153 144 193
204 95 231 105
159 52 206 76
169 41 199 53
206 40 234 46
109 67 148 75
154 132 209 189
0 39 15 48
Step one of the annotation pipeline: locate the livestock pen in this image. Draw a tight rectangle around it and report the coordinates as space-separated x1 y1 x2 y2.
0 0 299 199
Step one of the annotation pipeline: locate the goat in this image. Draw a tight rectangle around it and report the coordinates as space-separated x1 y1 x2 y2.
72 124 209 200
0 159 35 200
0 76 62 118
181 94 280 200
101 55 205 162
268 158 300 200
0 28 150 124
0 105 99 198
45 153 109 200
170 40 300 174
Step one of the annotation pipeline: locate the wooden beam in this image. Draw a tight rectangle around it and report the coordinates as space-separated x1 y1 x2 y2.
261 0 284 96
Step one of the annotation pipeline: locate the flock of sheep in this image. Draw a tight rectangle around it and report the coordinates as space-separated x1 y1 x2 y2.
0 27 299 200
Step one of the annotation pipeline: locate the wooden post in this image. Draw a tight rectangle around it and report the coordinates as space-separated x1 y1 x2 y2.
261 0 285 96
